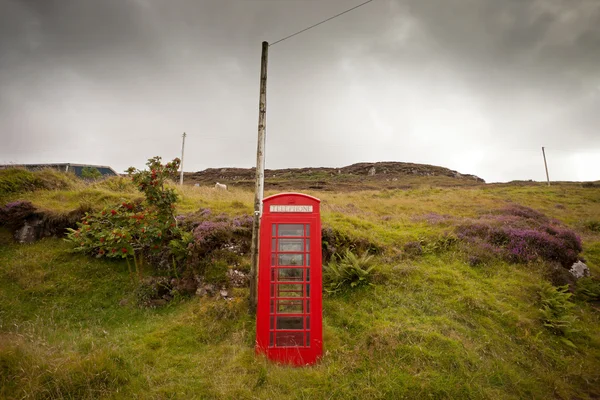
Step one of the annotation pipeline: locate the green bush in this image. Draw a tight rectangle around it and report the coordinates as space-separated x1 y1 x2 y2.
0 168 44 195
576 277 600 302
323 249 375 293
81 166 103 180
539 282 578 344
584 220 600 233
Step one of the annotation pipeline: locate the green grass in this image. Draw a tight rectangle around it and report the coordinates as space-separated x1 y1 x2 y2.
1 171 600 399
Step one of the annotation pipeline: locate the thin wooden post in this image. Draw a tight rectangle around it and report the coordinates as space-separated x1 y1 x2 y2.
542 146 550 186
249 41 269 314
180 132 186 185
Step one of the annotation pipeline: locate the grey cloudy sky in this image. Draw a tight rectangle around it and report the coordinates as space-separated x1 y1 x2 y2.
1 0 599 182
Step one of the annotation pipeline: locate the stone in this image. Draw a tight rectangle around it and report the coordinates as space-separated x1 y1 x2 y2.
149 299 167 308
368 166 376 176
14 219 43 244
228 269 249 288
569 261 590 279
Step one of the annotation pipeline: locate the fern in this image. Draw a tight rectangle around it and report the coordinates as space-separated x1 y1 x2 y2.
323 249 375 294
539 282 578 339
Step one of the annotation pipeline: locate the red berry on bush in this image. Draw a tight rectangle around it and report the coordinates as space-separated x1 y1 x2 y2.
121 248 127 253
111 210 116 215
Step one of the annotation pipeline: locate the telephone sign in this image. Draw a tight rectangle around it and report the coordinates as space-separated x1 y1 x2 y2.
256 193 322 366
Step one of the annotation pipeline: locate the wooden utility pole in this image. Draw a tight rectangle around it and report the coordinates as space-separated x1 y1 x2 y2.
542 146 550 186
249 42 269 313
180 132 186 185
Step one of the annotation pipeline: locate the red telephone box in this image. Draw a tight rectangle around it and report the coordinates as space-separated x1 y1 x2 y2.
256 193 322 366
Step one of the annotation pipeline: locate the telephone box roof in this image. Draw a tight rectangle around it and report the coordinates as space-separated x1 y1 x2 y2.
263 193 321 203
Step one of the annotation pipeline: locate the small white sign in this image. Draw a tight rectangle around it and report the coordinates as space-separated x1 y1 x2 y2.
270 205 313 213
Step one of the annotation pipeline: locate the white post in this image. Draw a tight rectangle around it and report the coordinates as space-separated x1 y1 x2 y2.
180 132 186 185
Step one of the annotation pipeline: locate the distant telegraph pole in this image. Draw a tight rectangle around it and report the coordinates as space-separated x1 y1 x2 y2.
249 41 269 313
180 132 186 185
541 146 550 186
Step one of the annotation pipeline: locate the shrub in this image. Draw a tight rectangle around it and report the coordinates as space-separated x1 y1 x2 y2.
66 157 182 281
81 167 102 180
323 249 375 293
0 169 44 195
456 205 582 268
538 282 578 343
575 277 600 302
321 226 382 263
584 220 600 233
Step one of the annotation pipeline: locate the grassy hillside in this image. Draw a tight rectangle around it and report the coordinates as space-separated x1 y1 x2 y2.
1 169 599 399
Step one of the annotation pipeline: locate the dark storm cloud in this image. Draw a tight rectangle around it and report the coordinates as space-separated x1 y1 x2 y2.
0 0 598 181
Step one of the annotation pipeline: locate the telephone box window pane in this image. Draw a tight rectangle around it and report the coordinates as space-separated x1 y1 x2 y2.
270 300 274 313
278 254 304 266
270 316 274 329
307 300 310 313
306 224 310 236
277 284 303 298
277 300 304 313
278 268 303 281
306 332 310 346
306 269 310 282
271 269 275 281
306 284 310 297
278 238 304 252
306 241 310 252
272 224 276 236
276 316 303 330
278 224 304 237
306 316 310 330
270 285 274 297
271 239 276 251
269 332 274 347
307 254 310 266
276 332 303 347
271 254 275 266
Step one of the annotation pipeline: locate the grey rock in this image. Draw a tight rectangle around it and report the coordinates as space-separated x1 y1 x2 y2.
569 261 590 279
14 219 42 244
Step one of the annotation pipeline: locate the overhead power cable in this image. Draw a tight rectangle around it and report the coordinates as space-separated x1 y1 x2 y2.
269 0 375 47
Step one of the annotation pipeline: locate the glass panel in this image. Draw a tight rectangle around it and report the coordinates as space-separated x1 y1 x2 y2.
272 224 276 236
306 284 310 297
270 300 274 313
306 316 310 330
276 332 303 347
277 284 304 298
278 224 304 237
306 224 310 236
271 268 275 281
279 238 304 252
269 332 274 347
271 254 275 266
277 300 304 313
276 316 303 330
271 238 276 251
307 253 310 266
270 316 274 329
306 240 310 252
278 268 303 281
306 268 310 282
307 300 310 313
278 254 304 266
270 284 274 297
306 332 310 346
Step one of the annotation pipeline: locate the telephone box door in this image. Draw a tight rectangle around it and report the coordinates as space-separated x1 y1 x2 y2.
256 193 322 366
